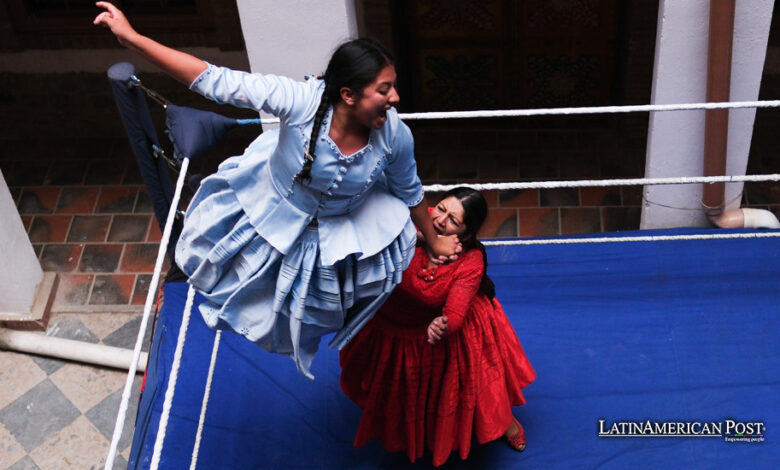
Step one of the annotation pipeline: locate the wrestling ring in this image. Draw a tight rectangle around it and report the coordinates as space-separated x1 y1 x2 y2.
101 63 778 470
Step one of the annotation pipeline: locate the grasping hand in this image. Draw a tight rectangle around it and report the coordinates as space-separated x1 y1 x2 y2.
427 316 448 344
93 2 136 47
427 235 462 266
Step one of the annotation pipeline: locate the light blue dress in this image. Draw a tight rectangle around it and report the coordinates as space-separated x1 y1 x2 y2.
174 64 422 379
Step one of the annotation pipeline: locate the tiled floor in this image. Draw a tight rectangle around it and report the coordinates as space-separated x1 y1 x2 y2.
0 313 148 470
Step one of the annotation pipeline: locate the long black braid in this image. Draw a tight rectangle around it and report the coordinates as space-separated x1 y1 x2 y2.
298 38 394 182
436 187 496 300
299 85 332 181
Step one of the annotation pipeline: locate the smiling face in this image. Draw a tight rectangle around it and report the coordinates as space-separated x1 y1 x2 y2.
431 196 468 238
349 64 400 129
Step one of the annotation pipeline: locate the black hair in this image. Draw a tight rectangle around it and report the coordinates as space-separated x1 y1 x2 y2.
298 38 394 181
435 187 496 300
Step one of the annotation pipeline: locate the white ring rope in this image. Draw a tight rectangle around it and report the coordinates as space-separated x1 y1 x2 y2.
190 330 222 470
150 284 196 470
256 98 780 125
104 156 191 470
423 173 780 193
481 231 780 247
399 99 780 120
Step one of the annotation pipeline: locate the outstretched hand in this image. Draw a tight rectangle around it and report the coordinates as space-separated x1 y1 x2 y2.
427 316 448 344
93 2 136 47
427 234 462 265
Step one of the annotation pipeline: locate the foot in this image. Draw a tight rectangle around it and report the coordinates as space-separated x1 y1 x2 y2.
503 417 526 452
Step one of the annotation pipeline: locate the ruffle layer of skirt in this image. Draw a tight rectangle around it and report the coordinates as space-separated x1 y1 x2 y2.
175 174 416 379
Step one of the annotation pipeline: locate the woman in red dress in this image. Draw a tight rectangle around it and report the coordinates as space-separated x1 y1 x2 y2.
340 187 536 466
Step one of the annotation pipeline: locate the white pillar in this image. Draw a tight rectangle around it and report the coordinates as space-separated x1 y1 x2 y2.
235 0 358 81
641 0 773 228
0 170 43 315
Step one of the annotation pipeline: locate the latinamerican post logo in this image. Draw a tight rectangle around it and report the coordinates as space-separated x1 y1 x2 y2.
598 419 765 442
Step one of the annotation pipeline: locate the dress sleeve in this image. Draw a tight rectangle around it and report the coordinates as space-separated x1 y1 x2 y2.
189 62 316 122
441 249 484 334
384 120 424 207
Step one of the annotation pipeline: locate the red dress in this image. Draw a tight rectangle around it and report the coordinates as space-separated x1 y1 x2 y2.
340 246 536 466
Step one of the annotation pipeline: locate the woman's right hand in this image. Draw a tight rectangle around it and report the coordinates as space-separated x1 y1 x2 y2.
93 2 137 48
427 316 448 344
93 1 207 84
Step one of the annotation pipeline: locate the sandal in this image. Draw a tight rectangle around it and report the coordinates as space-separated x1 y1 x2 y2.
504 417 526 452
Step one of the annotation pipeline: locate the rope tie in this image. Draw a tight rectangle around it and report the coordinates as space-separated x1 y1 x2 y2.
482 231 780 246
423 173 780 193
255 99 780 125
190 331 223 470
150 285 197 469
104 157 192 469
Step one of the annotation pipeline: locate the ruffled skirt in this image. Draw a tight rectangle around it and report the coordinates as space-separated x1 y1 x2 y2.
339 296 536 466
175 174 416 379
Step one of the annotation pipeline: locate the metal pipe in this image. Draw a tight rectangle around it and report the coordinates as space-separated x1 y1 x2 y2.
129 74 171 108
701 0 780 229
702 0 735 217
0 328 147 374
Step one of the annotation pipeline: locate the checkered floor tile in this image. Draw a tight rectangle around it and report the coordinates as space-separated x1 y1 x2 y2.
0 313 148 469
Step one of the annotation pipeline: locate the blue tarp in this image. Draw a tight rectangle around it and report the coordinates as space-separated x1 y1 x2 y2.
165 104 243 163
129 228 780 469
108 62 262 261
107 62 177 247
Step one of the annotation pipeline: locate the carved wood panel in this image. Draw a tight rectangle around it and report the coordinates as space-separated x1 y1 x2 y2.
400 0 619 112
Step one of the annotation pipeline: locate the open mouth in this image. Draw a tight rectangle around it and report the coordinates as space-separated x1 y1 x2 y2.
373 110 388 128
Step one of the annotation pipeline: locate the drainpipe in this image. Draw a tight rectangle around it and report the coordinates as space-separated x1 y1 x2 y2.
702 0 780 228
0 328 147 373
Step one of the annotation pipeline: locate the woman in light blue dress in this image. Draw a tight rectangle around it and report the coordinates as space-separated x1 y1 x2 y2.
95 2 462 379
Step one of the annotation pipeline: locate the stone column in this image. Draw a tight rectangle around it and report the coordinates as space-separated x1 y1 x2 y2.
234 0 358 120
0 170 55 329
641 0 774 228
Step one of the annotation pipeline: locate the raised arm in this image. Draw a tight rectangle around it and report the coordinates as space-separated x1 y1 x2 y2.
384 122 462 263
93 2 206 85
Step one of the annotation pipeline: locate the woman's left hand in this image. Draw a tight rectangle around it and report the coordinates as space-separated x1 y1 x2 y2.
427 316 448 344
427 235 462 265
93 2 137 48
